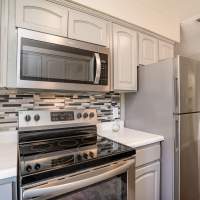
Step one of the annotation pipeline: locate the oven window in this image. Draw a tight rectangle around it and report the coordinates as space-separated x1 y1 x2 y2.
20 38 108 85
51 173 127 200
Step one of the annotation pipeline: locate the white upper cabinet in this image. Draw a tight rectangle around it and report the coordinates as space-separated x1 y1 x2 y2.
159 40 174 61
68 9 109 46
139 33 158 65
136 161 160 200
16 0 68 37
113 24 138 91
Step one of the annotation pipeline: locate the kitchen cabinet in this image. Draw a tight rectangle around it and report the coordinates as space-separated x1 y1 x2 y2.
139 33 158 65
68 9 109 46
159 40 174 61
136 143 161 200
0 178 17 200
0 183 13 200
113 24 138 91
136 162 160 200
16 0 68 37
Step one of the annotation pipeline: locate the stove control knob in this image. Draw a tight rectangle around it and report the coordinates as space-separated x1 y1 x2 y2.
89 112 95 118
83 113 88 119
34 163 41 170
89 151 94 158
26 165 32 173
83 153 88 159
34 114 40 122
77 113 82 119
25 115 31 122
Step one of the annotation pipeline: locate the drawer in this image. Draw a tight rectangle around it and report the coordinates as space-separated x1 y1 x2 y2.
136 143 160 167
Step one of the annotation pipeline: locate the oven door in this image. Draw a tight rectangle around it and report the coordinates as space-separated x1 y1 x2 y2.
22 158 135 200
17 28 110 92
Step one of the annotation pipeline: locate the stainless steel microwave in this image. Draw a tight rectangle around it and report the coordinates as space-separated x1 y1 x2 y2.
16 29 110 92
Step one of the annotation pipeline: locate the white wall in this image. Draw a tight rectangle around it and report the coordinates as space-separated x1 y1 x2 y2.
71 0 180 42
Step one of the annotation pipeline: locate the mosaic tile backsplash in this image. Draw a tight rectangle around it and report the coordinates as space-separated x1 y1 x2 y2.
0 90 120 130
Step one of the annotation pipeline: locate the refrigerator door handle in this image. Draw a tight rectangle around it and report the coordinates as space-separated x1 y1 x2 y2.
174 77 178 109
175 119 179 151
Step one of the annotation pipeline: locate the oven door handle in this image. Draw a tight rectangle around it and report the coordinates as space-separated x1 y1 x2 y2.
94 53 101 84
23 159 134 199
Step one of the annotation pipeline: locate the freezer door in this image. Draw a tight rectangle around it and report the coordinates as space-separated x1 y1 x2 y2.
176 112 200 200
175 56 200 113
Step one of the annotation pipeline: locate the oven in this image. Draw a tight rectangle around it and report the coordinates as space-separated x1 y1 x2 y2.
18 109 135 200
22 158 135 200
16 28 110 92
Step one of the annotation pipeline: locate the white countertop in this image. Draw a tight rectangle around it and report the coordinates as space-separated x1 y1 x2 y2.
0 131 17 180
98 122 164 148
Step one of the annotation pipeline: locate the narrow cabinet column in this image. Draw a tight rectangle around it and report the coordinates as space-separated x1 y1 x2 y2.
113 24 138 91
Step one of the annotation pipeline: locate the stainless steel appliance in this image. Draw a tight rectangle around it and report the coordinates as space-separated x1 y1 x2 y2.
18 109 135 200
125 56 200 200
16 28 110 92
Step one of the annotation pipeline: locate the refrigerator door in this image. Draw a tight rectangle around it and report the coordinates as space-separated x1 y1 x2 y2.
176 112 200 200
175 56 200 114
125 59 175 200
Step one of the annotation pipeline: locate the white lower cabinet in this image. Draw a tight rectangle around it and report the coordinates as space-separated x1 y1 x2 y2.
135 143 161 200
136 161 160 200
0 183 13 200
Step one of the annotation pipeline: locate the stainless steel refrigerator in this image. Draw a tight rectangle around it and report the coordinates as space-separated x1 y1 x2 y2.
125 56 200 200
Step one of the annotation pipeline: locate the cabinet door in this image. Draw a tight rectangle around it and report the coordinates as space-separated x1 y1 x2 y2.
139 33 158 65
113 24 138 91
68 9 109 46
136 161 160 200
16 0 68 37
159 40 174 61
0 183 12 200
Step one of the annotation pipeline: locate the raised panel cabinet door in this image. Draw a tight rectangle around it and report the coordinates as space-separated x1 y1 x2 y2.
0 183 12 200
113 24 138 91
16 0 68 36
136 161 160 200
68 9 109 46
139 33 158 65
159 40 174 61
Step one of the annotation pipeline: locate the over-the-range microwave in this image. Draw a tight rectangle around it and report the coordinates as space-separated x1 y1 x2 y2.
16 28 110 92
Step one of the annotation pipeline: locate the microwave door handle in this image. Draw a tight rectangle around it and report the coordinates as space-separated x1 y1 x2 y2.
23 159 134 199
94 53 101 84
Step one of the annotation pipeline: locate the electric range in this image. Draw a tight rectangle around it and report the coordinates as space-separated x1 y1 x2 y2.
18 109 136 200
